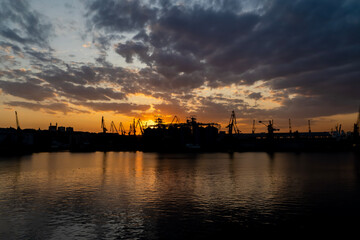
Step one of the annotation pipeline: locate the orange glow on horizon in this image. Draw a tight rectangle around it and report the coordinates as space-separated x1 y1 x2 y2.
0 105 358 134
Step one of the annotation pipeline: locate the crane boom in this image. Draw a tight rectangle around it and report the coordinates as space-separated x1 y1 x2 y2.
136 119 144 135
101 116 107 133
119 122 126 135
171 116 180 125
259 120 279 138
128 119 137 135
15 111 20 130
110 121 118 134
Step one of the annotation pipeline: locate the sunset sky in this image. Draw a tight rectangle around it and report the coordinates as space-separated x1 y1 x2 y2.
0 0 359 133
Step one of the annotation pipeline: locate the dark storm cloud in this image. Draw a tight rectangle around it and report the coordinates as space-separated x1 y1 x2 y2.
0 0 56 76
92 33 124 51
38 66 88 85
0 0 52 48
35 64 152 101
23 46 62 64
153 93 248 123
57 82 127 101
5 101 88 114
81 102 150 114
115 41 150 64
86 0 156 32
0 80 55 101
248 92 262 100
0 65 131 105
150 5 259 55
37 66 128 101
85 0 360 119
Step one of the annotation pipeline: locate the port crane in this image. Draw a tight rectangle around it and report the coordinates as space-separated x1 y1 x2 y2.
128 119 145 135
226 111 240 135
101 116 107 133
15 111 21 130
259 120 279 138
289 119 292 134
170 116 180 126
119 122 126 135
136 119 145 135
128 119 136 135
110 121 118 134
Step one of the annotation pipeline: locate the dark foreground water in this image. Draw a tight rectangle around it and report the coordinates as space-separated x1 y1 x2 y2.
1 151 360 239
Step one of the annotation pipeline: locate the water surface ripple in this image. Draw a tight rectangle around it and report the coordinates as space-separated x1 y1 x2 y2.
0 152 359 238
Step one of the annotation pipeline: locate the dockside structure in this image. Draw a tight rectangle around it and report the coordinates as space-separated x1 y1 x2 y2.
1 111 359 154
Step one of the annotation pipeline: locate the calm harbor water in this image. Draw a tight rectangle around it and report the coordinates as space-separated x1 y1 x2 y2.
0 151 359 239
